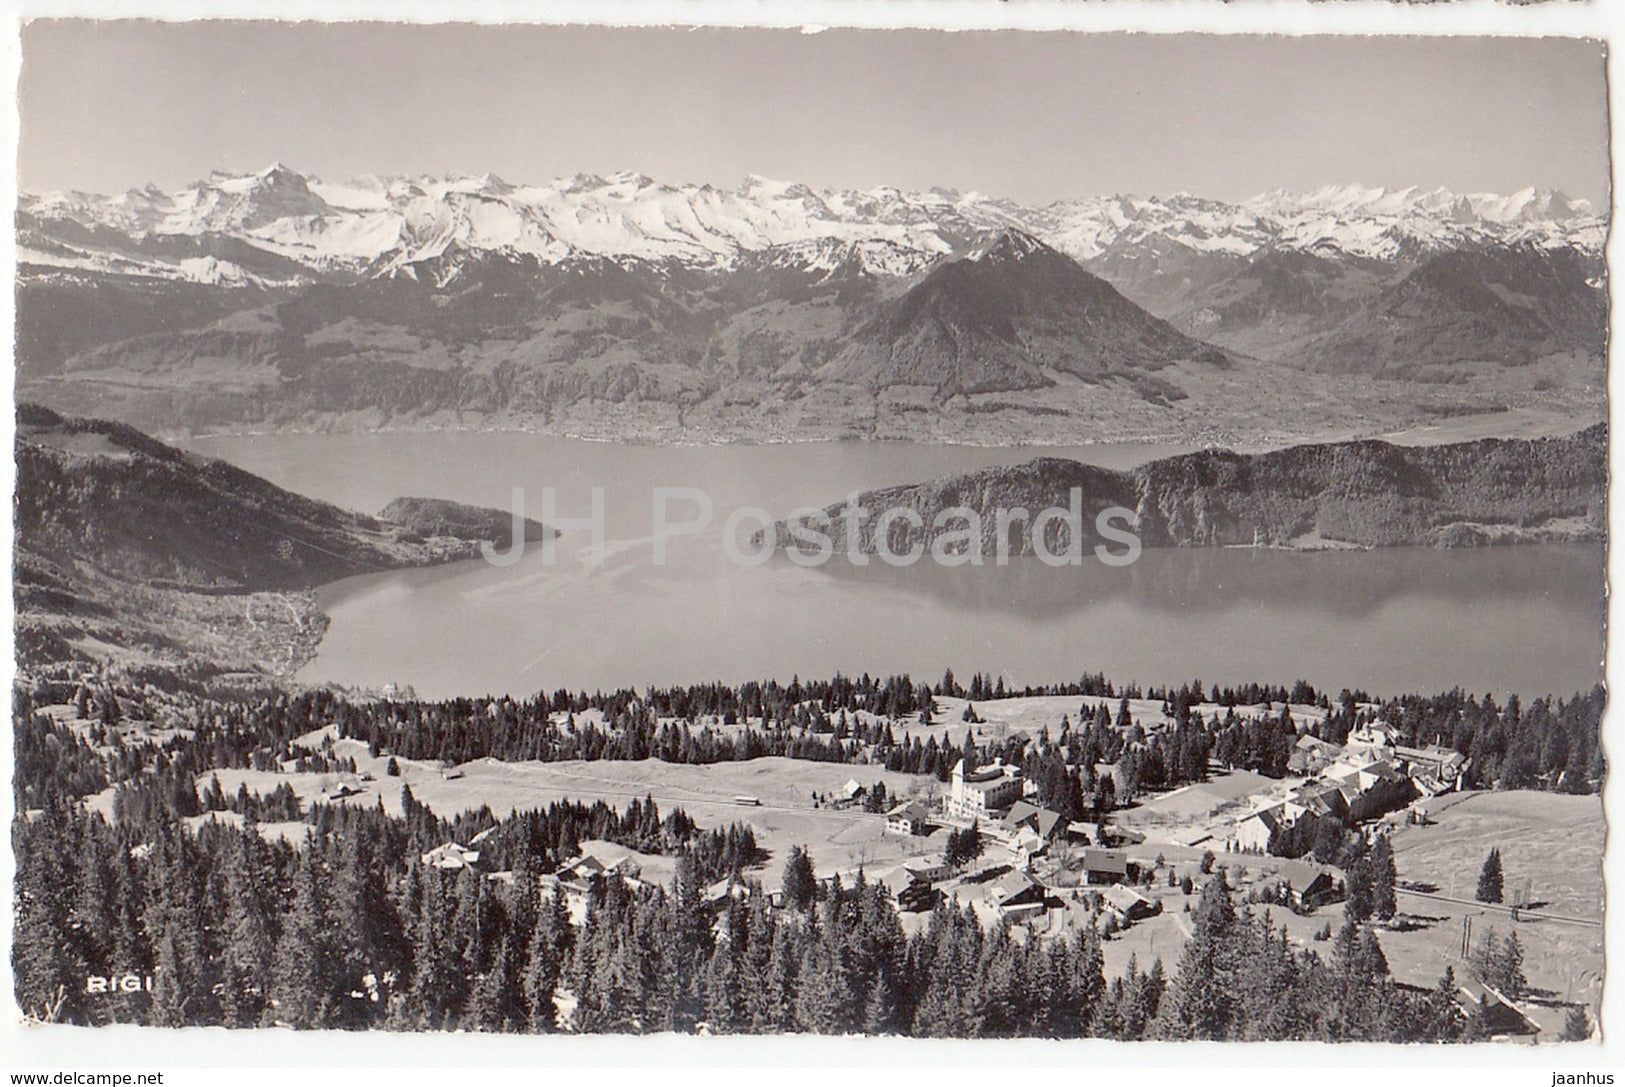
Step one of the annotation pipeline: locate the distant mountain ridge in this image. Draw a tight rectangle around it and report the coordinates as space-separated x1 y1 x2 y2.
21 166 1602 283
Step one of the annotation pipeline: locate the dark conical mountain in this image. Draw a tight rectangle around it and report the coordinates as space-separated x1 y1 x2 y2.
820 229 1231 397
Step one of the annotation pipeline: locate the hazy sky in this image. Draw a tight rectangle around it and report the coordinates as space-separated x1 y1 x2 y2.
18 22 1611 204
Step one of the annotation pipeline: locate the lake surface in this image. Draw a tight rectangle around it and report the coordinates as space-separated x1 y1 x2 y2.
187 432 1606 702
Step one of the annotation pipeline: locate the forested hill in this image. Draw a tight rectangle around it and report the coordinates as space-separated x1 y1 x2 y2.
1135 425 1606 548
16 404 543 591
765 424 1606 556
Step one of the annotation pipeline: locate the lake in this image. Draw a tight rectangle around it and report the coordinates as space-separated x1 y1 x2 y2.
187 431 1606 702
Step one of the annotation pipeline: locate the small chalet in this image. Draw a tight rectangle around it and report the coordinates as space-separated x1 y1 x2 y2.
1354 760 1405 792
1233 804 1285 853
985 869 1046 915
1341 724 1397 764
1101 884 1160 924
1395 744 1468 797
885 800 932 837
1288 734 1344 775
1006 826 1047 868
703 878 750 913
896 882 941 913
877 867 917 899
1294 783 1351 822
1004 800 1068 842
834 779 867 808
1268 861 1342 908
902 856 951 884
554 853 608 889
421 842 481 871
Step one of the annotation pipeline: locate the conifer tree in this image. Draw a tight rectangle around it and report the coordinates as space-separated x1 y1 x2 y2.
406 867 457 1029
68 833 116 987
1071 928 1107 1033
762 924 800 1031
1368 836 1398 921
703 936 745 1033
1155 874 1239 1039
794 927 852 1034
1497 931 1527 999
1477 847 1505 903
521 889 570 1031
667 852 713 1029
467 930 525 1032
781 845 817 911
1420 966 1466 1042
12 809 89 1024
220 830 277 1028
267 848 335 1029
861 978 896 1035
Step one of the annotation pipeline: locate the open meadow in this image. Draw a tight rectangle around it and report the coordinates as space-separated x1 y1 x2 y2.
194 727 949 875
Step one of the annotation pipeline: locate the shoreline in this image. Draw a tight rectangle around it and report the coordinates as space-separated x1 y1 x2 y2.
159 405 1602 453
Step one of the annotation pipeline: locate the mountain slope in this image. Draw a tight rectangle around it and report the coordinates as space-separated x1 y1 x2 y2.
1096 247 1392 360
379 497 552 549
1303 246 1607 375
13 405 548 680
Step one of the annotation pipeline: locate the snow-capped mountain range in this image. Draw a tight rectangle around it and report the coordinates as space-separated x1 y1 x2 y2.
19 164 1605 287
17 164 1606 446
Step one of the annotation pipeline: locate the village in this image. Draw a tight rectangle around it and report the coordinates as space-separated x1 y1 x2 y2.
347 702 1595 1041
41 684 1603 1043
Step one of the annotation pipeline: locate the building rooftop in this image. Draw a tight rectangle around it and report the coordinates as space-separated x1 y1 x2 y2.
887 800 932 822
1102 884 1152 912
1081 848 1129 874
988 869 1039 903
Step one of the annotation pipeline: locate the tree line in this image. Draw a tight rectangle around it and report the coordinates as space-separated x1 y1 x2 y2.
15 676 1603 834
13 785 761 1028
17 788 1489 1041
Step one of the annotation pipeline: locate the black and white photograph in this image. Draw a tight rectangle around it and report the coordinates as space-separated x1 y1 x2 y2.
6 12 1616 1067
